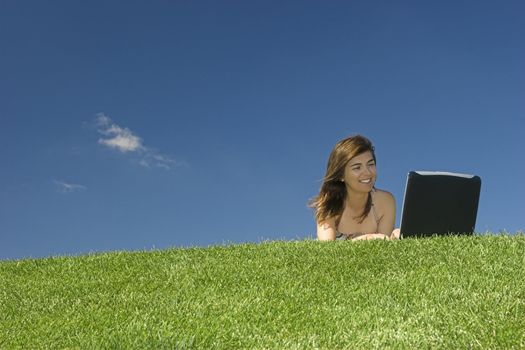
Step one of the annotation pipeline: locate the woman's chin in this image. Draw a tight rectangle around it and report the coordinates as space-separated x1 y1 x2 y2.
360 183 374 191
348 181 375 193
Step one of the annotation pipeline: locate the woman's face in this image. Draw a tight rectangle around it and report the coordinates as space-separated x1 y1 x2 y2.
342 151 376 193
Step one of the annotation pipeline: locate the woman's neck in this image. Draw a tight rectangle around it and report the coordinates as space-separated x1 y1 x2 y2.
345 188 369 212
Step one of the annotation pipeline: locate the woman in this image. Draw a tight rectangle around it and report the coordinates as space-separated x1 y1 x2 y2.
310 135 400 241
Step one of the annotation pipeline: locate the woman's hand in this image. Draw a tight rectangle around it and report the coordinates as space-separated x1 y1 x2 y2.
391 228 401 239
351 233 390 241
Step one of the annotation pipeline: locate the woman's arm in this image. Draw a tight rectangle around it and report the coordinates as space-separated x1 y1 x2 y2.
317 217 337 241
351 233 390 240
376 191 396 238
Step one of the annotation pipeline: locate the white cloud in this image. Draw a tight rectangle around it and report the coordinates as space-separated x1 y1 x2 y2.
137 152 180 170
94 113 180 170
54 180 86 194
95 113 111 127
99 134 143 153
96 113 144 153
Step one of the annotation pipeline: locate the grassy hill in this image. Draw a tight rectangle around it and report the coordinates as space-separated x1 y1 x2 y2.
1 235 524 349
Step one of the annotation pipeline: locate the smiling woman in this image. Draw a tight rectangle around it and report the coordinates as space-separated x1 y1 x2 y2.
309 135 400 241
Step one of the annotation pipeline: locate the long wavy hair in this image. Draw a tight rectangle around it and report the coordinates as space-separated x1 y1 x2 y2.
309 135 376 224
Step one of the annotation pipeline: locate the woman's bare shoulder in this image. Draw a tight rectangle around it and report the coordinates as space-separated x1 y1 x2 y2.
373 188 395 205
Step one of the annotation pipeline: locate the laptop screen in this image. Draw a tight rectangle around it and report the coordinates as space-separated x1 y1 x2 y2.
400 171 481 238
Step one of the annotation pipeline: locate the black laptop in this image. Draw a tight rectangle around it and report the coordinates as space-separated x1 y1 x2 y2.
400 171 481 238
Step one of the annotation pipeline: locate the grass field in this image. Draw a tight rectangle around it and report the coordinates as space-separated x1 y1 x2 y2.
1 234 524 349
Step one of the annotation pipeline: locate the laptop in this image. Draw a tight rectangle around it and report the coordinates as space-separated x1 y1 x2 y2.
400 171 481 238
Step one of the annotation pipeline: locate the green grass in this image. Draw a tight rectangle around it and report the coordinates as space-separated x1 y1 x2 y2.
1 235 524 349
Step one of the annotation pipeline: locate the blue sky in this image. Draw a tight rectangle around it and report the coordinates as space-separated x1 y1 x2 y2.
1 1 524 260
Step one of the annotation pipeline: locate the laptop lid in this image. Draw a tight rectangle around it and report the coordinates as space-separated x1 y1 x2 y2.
400 171 481 238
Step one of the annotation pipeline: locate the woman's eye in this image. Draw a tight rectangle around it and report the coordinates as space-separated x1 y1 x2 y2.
352 167 361 171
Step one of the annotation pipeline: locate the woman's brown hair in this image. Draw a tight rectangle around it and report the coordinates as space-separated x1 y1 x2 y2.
309 135 376 224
